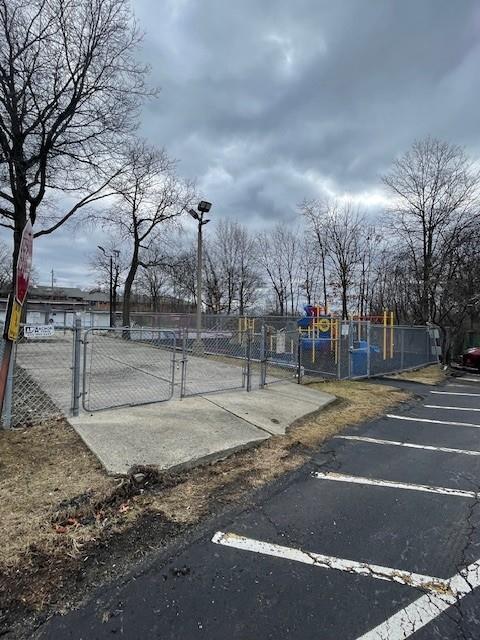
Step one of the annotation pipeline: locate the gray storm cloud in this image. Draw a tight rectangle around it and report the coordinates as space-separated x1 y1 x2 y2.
4 0 480 284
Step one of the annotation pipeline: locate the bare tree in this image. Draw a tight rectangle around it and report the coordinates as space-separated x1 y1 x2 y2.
168 246 197 306
235 224 261 314
89 241 129 317
323 200 365 319
0 0 152 280
299 234 322 307
382 137 480 356
136 243 178 311
100 143 195 326
257 225 300 315
299 199 330 311
203 220 261 315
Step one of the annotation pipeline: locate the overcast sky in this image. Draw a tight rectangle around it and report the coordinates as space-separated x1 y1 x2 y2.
18 0 480 287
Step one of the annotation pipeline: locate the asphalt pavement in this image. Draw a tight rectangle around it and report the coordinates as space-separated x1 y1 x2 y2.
34 373 480 639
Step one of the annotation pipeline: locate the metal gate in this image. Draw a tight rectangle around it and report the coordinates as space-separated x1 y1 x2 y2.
261 328 301 386
180 328 249 397
82 327 177 411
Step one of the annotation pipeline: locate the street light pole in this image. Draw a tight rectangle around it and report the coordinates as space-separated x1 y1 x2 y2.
108 254 113 328
189 201 212 355
196 217 203 344
98 245 116 328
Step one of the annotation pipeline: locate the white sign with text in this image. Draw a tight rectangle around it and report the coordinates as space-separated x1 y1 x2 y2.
24 325 55 339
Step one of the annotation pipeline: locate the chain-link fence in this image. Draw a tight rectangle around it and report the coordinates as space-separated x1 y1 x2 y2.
3 326 76 427
83 327 177 411
1 319 439 428
180 329 248 397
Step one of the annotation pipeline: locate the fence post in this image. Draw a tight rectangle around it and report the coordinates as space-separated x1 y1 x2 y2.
400 328 405 371
2 340 16 429
246 329 252 392
297 334 303 384
72 317 82 417
260 323 266 388
180 327 187 399
366 321 371 378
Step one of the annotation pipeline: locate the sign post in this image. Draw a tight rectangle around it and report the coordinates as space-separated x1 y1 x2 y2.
0 220 34 422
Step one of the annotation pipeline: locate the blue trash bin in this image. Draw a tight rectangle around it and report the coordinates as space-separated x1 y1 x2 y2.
351 341 381 376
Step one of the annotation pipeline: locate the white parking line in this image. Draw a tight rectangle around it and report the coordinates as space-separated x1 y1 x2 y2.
356 558 480 640
425 404 480 412
335 435 480 456
431 391 480 397
313 471 477 498
460 377 480 382
387 414 480 428
448 384 480 389
211 531 453 593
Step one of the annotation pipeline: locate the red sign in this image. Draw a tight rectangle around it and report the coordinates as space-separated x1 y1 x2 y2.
15 219 33 305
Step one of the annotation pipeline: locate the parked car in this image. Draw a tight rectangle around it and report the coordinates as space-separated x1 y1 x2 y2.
462 347 480 370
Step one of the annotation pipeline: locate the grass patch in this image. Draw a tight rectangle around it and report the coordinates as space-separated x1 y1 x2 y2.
385 364 445 385
0 419 117 569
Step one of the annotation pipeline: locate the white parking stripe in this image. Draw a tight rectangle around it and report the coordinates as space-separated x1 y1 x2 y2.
387 414 480 428
431 391 480 397
356 558 480 640
448 384 480 389
425 404 480 412
211 531 453 593
335 435 480 456
313 471 477 498
460 377 480 382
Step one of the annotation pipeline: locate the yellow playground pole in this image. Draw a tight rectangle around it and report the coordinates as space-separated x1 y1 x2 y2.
390 311 394 358
383 310 387 360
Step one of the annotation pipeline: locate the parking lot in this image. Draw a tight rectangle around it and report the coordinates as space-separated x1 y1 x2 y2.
34 372 480 639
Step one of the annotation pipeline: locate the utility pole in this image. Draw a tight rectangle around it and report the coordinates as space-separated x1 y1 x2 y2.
98 246 119 328
188 201 213 355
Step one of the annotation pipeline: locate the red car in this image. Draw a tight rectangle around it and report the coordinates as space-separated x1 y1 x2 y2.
462 347 480 370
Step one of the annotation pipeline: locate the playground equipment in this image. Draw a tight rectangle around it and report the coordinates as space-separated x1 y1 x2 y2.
297 306 395 366
238 316 255 333
352 310 395 360
297 305 340 365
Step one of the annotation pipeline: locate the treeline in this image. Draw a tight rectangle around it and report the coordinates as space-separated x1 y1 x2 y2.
91 137 480 359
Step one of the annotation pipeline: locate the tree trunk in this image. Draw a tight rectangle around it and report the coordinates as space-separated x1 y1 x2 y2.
321 251 327 312
341 281 348 320
122 245 139 328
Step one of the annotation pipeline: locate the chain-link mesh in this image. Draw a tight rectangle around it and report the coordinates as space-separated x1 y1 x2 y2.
180 329 247 397
83 327 176 411
6 326 75 427
263 329 300 385
1 317 440 428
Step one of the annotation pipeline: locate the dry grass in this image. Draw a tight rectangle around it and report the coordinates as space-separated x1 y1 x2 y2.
0 419 116 568
385 364 446 385
0 380 409 578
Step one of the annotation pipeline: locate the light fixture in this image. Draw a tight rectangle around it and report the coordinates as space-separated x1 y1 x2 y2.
197 201 212 213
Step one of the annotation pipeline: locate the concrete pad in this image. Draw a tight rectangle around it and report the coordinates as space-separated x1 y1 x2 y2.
205 384 336 435
71 396 269 475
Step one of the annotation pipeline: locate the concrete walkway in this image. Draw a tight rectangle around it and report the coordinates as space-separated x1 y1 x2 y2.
70 384 335 475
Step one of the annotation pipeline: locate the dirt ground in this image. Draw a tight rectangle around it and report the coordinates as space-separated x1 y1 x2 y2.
0 379 410 637
384 363 446 385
